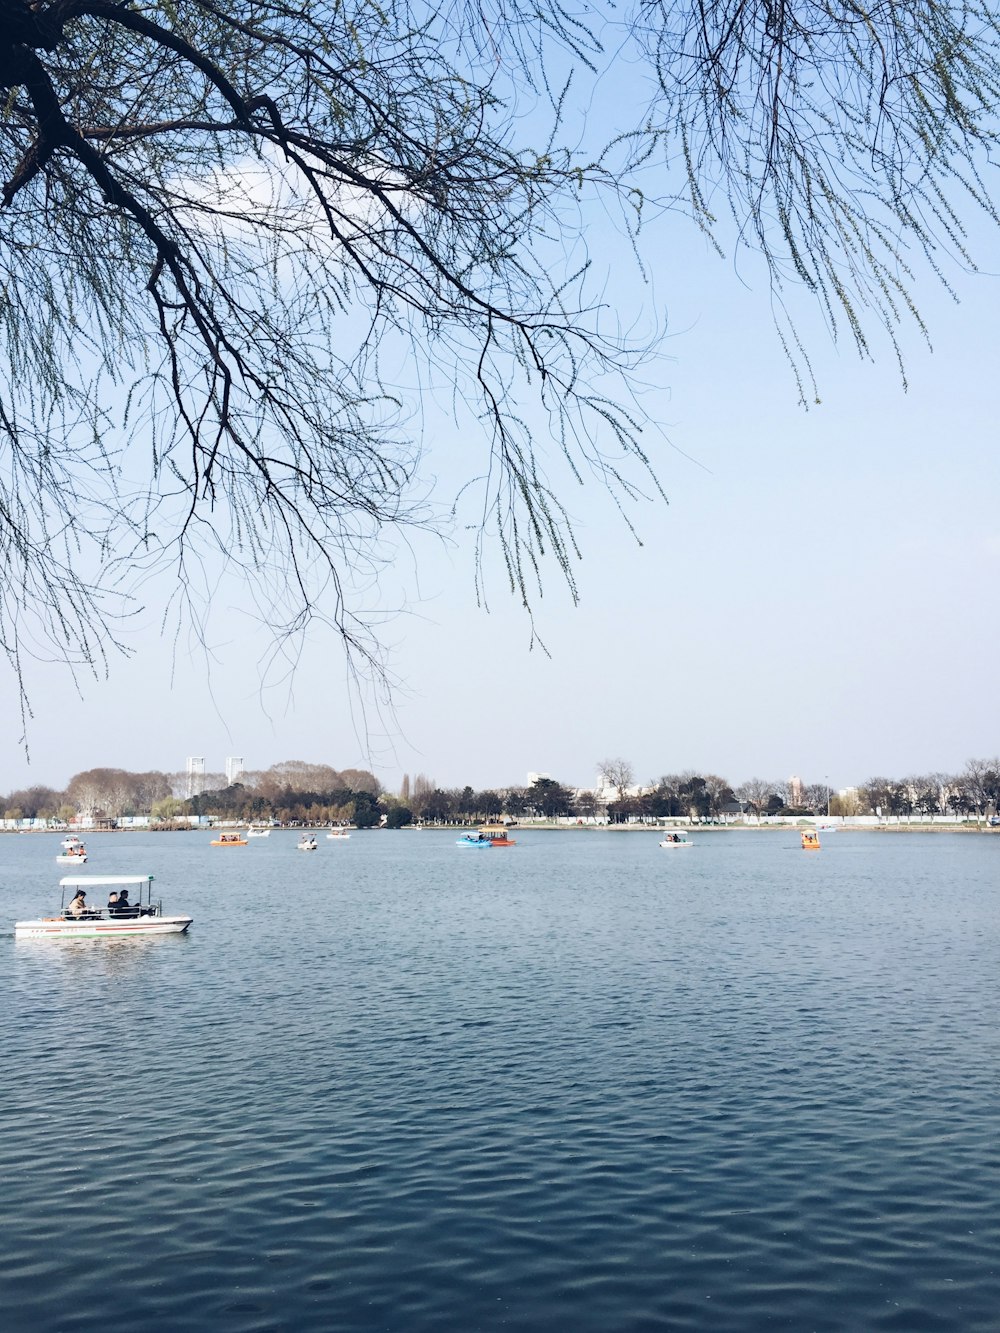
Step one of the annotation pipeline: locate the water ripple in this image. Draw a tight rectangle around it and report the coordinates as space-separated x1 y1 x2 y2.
1 829 998 1330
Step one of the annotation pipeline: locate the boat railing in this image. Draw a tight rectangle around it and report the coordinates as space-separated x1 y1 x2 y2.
62 903 163 921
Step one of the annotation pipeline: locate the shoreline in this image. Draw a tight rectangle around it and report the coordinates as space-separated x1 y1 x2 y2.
6 822 996 835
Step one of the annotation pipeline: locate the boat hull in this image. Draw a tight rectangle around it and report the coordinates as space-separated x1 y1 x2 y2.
659 840 693 848
15 915 193 939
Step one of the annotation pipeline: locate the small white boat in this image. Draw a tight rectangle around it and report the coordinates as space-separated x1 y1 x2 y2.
659 835 694 848
246 825 271 838
326 829 350 841
60 834 84 851
15 875 192 939
297 835 318 851
56 846 88 864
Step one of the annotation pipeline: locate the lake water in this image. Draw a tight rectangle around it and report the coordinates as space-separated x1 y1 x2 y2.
1 829 997 1331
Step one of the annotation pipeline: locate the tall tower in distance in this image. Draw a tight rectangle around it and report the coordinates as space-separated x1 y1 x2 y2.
186 756 205 798
226 756 245 785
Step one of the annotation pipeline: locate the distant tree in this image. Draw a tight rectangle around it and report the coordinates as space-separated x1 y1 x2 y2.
736 778 774 820
861 777 905 817
703 775 736 819
502 787 529 819
470 790 501 820
3 785 64 819
151 796 187 820
383 803 413 829
960 757 1000 822
527 777 574 819
414 788 456 824
802 783 831 815
598 759 635 805
678 774 712 820
573 790 599 821
262 761 343 793
352 791 380 829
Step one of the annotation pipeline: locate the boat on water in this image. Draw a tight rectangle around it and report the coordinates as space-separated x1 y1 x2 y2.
211 833 248 846
60 834 84 851
457 823 517 848
56 845 88 864
480 823 516 846
298 835 318 851
15 875 192 939
326 828 351 841
456 834 491 847
801 830 821 850
246 825 271 838
659 834 693 848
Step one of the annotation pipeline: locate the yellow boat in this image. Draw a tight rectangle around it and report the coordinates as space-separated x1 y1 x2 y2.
479 823 516 846
211 833 248 846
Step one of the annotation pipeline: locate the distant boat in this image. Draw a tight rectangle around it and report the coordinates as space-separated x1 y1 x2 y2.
801 830 821 850
211 833 248 846
246 825 271 838
56 845 88 864
659 835 693 848
326 829 351 841
456 833 493 848
297 835 318 851
479 823 516 846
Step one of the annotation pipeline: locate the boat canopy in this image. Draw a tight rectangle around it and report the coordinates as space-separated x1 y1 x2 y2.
58 874 155 888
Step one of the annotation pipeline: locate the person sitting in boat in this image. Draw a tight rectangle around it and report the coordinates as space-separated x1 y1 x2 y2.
107 891 119 913
115 888 139 918
67 889 88 917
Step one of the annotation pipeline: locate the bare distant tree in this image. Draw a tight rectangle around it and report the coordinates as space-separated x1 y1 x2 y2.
703 774 735 818
338 769 382 797
802 783 831 815
598 758 635 803
736 778 774 820
961 757 1000 822
261 761 343 793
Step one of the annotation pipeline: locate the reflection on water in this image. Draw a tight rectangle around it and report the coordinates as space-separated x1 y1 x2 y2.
1 829 998 1332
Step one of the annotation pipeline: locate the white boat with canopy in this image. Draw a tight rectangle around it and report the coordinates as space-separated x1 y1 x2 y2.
15 875 193 939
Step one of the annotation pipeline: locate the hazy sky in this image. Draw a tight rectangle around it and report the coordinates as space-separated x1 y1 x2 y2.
4 64 999 799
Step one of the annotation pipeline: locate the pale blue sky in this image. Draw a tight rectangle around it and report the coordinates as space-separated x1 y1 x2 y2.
3 50 998 798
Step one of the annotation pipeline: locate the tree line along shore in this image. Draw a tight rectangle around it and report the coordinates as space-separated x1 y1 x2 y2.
3 758 999 830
